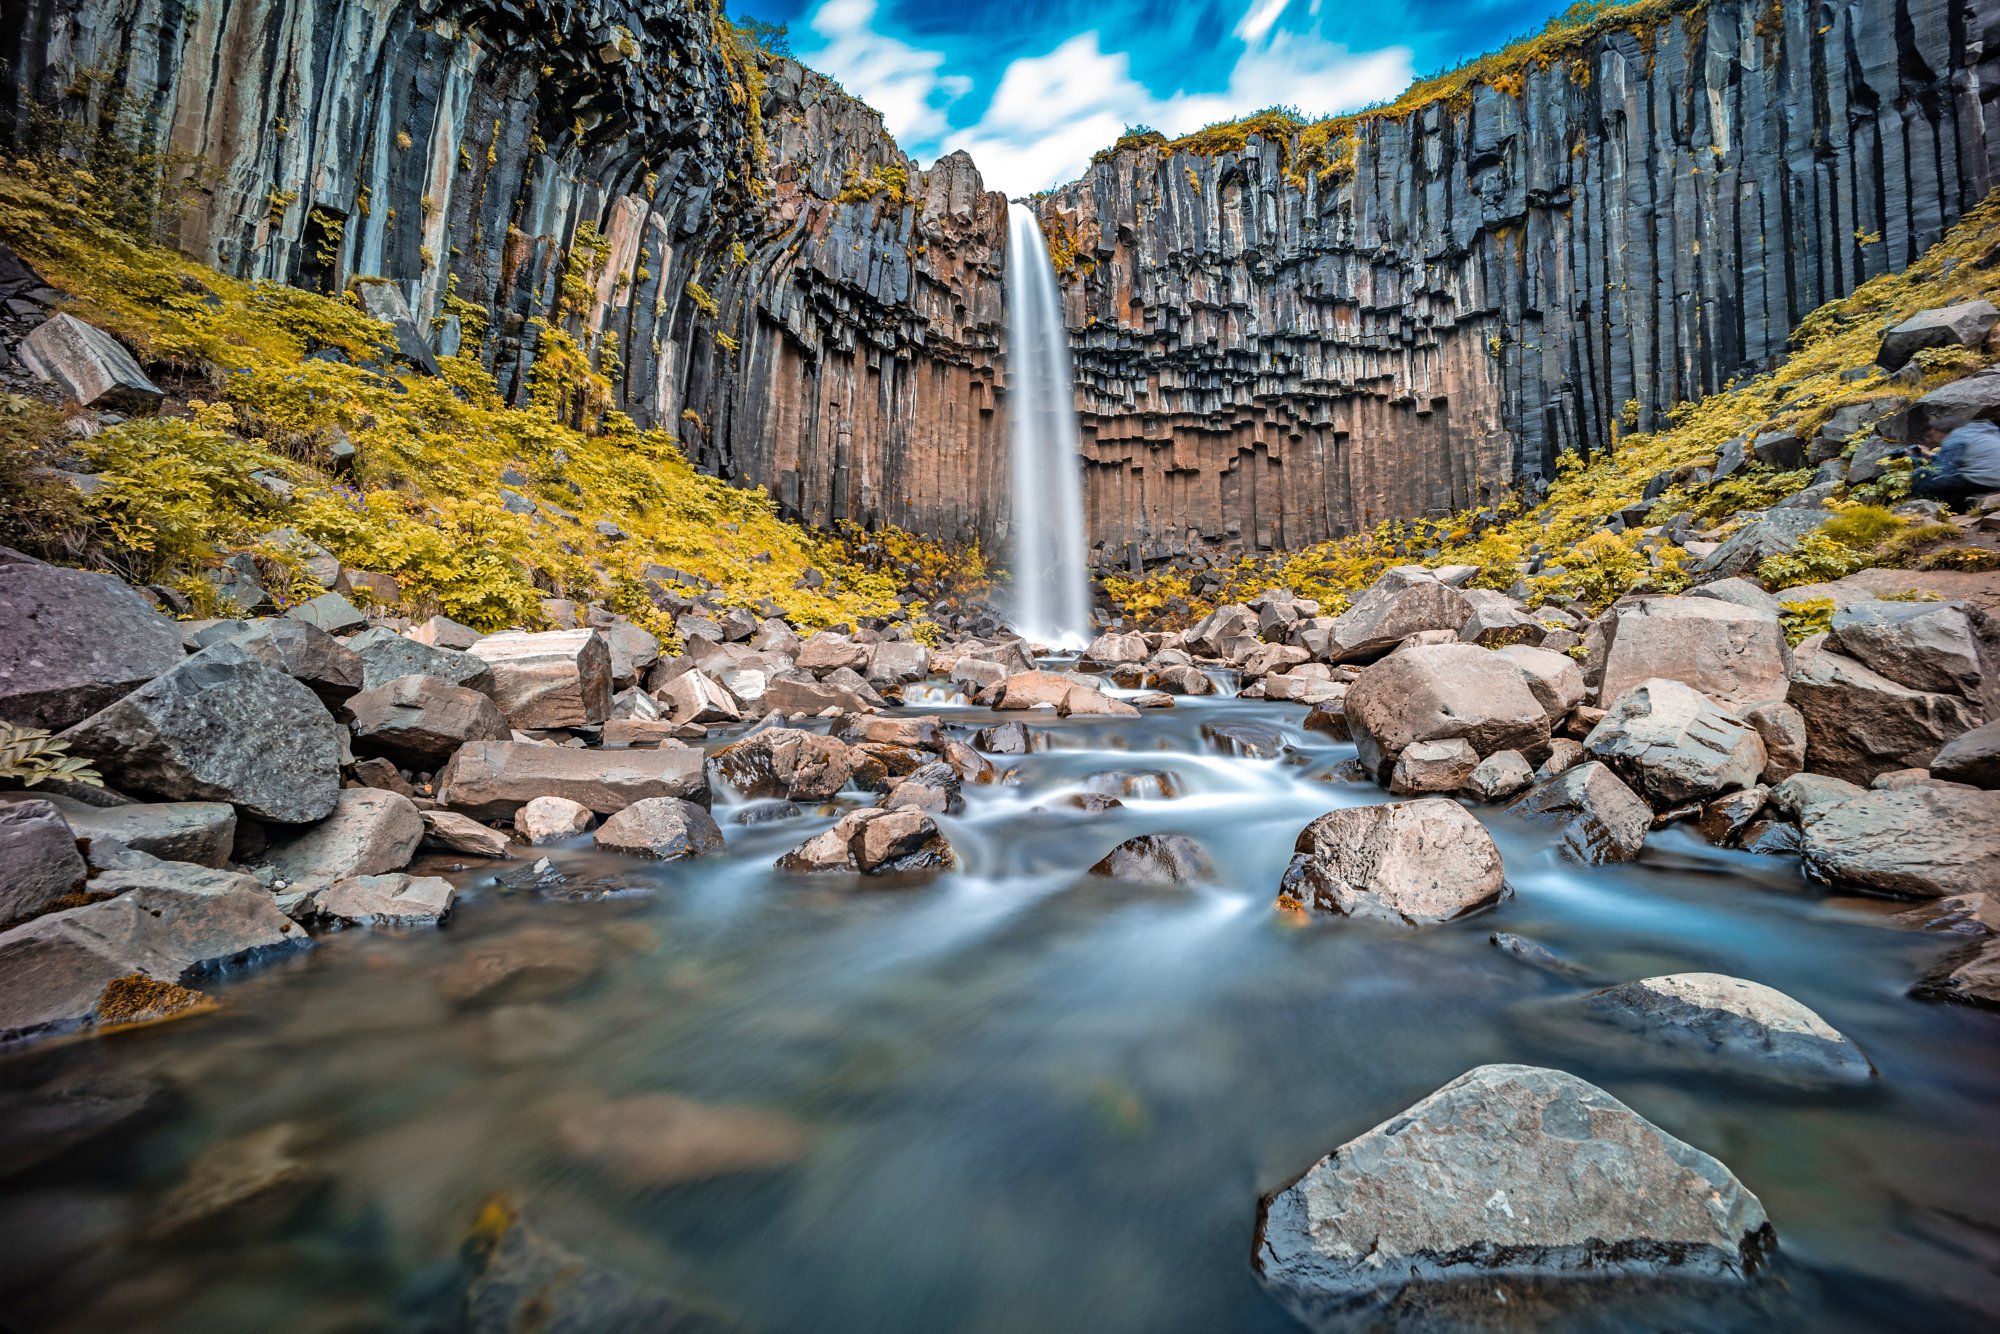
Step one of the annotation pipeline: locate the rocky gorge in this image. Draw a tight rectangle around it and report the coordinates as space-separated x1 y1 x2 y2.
3 0 2000 1329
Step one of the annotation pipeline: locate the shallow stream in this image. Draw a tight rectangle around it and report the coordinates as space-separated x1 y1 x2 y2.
4 674 1998 1331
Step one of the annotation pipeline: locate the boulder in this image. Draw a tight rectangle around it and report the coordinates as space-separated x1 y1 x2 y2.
0 556 186 730
1492 645 1587 718
261 788 424 887
1389 738 1481 794
59 642 342 823
993 671 1139 716
1149 663 1215 696
658 667 740 724
1914 938 2000 1009
407 615 483 650
516 795 595 844
1595 596 1790 709
1344 644 1550 783
13 794 234 868
219 619 365 710
1323 571 1475 663
1082 631 1148 665
438 925 603 1007
1459 591 1544 647
763 674 876 717
1768 773 1868 825
1584 680 1766 807
438 742 708 820
1740 700 1807 783
1464 750 1535 802
794 632 869 676
1184 604 1259 660
1694 507 1828 578
865 640 930 686
0 800 86 928
601 622 660 690
17 313 163 411
1931 721 2000 788
1254 1065 1772 1322
1582 973 1872 1084
1800 785 2000 898
146 1122 328 1243
312 873 455 926
461 1200 713 1332
1788 641 1980 784
1826 599 1990 700
345 628 495 694
1696 786 1769 845
1278 799 1506 925
468 630 612 728
712 728 875 802
421 810 512 859
285 591 366 634
1087 834 1214 885
1506 762 1652 864
347 674 509 768
880 761 962 815
1536 737 1586 779
593 798 725 860
775 808 954 875
1905 365 2000 435
834 714 944 749
1877 299 2000 371
0 857 304 1043
975 721 1031 754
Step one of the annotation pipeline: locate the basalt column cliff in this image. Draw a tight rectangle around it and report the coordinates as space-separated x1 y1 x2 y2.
1043 0 2000 560
5 0 1014 544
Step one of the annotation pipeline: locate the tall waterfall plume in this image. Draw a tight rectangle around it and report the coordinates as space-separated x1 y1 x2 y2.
1003 201 1092 650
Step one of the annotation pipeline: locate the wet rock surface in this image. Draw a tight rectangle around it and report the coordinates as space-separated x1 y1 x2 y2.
1582 973 1873 1084
1279 799 1505 925
1087 834 1214 886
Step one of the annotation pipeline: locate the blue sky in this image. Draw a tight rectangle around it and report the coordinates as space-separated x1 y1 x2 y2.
730 0 1582 195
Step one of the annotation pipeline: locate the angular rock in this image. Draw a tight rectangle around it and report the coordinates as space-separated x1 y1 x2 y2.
421 810 513 859
1493 644 1587 718
1507 762 1652 864
1827 599 1990 699
601 622 660 690
593 798 725 860
1087 833 1213 885
348 674 509 768
0 556 186 730
59 642 342 823
312 873 455 926
1696 786 1769 844
1585 679 1766 807
1082 631 1147 665
1185 603 1259 660
658 667 741 724
1583 973 1872 1083
1930 721 2000 788
1254 1065 1773 1321
1596 596 1790 709
0 799 86 928
1739 700 1806 783
18 313 162 411
16 794 235 869
1788 641 1980 784
285 591 366 634
796 632 870 675
221 619 365 710
407 615 483 650
439 742 708 820
468 629 613 728
1913 938 2000 1009
261 788 424 887
1323 571 1475 663
865 640 930 686
1877 299 2000 371
1278 799 1506 924
880 761 962 815
1345 643 1550 783
974 720 1031 754
1464 750 1535 802
1390 737 1481 795
712 728 875 802
1800 785 2000 898
516 795 595 844
346 627 495 694
775 807 954 875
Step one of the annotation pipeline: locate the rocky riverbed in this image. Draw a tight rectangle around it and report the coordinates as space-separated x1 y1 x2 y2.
3 546 2000 1330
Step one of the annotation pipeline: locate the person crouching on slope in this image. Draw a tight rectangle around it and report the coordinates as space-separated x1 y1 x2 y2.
1909 419 2000 510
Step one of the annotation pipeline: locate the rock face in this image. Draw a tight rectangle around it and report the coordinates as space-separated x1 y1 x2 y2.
1254 1065 1773 1322
1800 785 2000 899
0 555 186 731
59 642 343 823
1583 973 1873 1084
1279 800 1505 925
15 0 1985 558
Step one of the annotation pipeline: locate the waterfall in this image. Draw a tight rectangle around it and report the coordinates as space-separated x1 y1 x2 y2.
1004 201 1092 650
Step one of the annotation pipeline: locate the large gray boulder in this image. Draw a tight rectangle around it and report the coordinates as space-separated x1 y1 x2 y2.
1278 799 1506 925
1344 643 1550 783
10 793 235 868
0 555 186 730
1507 761 1652 864
1931 721 2000 788
1585 679 1766 807
18 313 163 410
1184 604 1259 660
1254 1065 1773 1323
1582 973 1873 1084
1826 599 1991 702
1693 507 1829 579
593 798 725 860
1788 640 1980 785
311 873 455 927
1087 834 1214 885
1800 784 2000 898
468 629 613 728
260 788 423 888
59 642 342 823
0 800 86 928
1323 570 1475 663
346 627 494 694
712 728 876 801
438 741 708 820
775 808 954 875
1877 299 1999 371
0 855 305 1043
1595 596 1790 709
1493 644 1587 718
220 619 365 710
347 674 510 768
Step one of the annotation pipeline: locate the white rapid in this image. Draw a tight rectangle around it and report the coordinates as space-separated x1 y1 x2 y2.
1004 201 1092 649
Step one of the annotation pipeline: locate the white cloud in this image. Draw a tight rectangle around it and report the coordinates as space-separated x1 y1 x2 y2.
804 0 963 146
940 5 1415 196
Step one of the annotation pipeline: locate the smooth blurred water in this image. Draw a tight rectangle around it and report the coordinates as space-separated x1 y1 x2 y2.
3 682 1998 1332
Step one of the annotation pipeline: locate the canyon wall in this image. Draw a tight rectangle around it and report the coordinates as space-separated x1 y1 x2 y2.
1046 0 2000 559
6 0 2000 564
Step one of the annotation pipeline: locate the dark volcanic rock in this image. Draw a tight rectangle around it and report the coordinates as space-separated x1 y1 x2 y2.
0 555 185 730
593 798 725 860
348 673 510 768
59 642 343 823
1581 973 1873 1084
1088 834 1214 885
0 799 87 928
1507 762 1652 864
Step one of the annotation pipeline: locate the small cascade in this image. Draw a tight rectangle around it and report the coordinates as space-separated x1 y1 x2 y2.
1004 201 1092 649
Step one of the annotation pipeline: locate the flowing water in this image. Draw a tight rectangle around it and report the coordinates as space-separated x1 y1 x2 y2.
4 681 1999 1331
1004 202 1092 650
